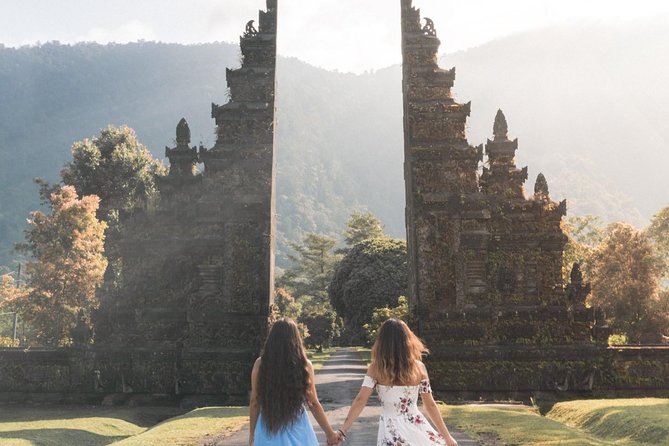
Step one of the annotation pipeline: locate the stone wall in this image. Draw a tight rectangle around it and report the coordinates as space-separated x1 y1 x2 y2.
0 346 255 404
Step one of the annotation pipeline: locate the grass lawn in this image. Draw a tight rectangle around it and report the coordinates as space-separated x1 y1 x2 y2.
111 407 247 446
440 399 669 446
441 404 617 445
0 406 180 446
547 398 669 446
0 406 248 446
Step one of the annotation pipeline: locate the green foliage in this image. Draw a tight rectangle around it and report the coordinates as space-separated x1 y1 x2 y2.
61 125 167 220
0 336 19 347
649 206 669 253
300 309 339 349
608 333 628 345
7 183 107 346
0 275 20 344
363 296 409 344
562 215 605 282
648 206 669 279
342 211 385 250
274 287 303 321
275 233 342 344
586 222 668 343
280 233 340 304
329 237 407 344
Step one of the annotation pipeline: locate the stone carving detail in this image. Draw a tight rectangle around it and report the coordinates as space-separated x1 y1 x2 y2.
176 117 190 144
422 18 437 36
566 262 592 307
165 118 199 178
493 109 508 141
534 173 549 200
244 20 258 38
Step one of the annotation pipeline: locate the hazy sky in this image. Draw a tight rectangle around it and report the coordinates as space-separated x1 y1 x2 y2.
2 0 669 73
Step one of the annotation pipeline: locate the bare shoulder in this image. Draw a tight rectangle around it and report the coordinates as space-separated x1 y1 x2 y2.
365 363 376 379
252 357 262 372
415 360 429 377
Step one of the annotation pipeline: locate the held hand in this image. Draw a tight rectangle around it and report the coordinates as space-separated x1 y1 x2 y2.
337 428 348 443
444 433 458 446
326 430 341 445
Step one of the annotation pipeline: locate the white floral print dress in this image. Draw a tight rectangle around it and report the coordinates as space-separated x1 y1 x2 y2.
362 375 445 446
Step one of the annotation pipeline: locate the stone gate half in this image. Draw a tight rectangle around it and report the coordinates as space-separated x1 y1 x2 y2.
0 0 278 405
400 0 669 399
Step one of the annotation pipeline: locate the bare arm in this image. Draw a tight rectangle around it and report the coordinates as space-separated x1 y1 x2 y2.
339 366 375 436
418 362 458 446
249 358 261 446
339 385 373 435
305 360 339 445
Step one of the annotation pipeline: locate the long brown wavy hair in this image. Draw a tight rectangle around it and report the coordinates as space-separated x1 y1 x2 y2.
369 319 428 385
257 317 310 434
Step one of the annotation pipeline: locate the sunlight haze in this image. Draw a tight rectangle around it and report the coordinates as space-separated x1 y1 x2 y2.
2 0 669 73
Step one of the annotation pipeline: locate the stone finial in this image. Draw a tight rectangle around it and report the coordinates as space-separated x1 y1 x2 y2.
176 118 191 145
422 18 437 36
493 109 508 141
534 173 549 199
570 262 583 285
566 262 591 307
244 20 258 38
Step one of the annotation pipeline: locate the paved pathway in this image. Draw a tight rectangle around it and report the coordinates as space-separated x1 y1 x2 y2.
220 348 479 445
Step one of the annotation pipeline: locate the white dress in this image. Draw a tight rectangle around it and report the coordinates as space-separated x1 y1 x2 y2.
362 375 446 446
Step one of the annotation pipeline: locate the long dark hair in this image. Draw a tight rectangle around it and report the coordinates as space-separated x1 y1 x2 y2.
370 318 428 385
257 317 310 434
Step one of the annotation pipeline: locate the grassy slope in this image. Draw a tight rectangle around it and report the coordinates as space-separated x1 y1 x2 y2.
547 399 669 446
440 404 646 446
440 400 669 446
0 406 179 446
110 407 247 446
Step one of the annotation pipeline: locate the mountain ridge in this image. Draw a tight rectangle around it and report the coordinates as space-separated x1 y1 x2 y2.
0 21 667 268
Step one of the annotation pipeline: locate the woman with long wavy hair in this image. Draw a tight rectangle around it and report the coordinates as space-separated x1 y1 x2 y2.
249 317 340 446
337 318 458 446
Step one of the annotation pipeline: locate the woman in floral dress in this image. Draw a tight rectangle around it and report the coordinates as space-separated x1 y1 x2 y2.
337 319 458 446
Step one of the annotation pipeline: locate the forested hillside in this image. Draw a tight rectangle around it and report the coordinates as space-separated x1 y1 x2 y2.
1 19 667 268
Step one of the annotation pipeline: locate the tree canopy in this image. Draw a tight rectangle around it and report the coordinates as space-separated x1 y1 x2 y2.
586 223 668 343
648 206 669 264
343 211 385 250
4 183 107 346
329 237 407 344
280 233 340 305
61 125 166 220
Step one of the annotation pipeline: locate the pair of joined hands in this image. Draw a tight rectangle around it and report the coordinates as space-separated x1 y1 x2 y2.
326 428 347 445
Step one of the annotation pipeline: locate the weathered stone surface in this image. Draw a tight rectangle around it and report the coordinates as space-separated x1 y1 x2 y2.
0 0 277 405
400 0 667 398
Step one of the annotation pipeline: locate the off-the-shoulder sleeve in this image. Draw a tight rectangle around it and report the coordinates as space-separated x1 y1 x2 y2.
362 375 377 389
419 378 432 394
